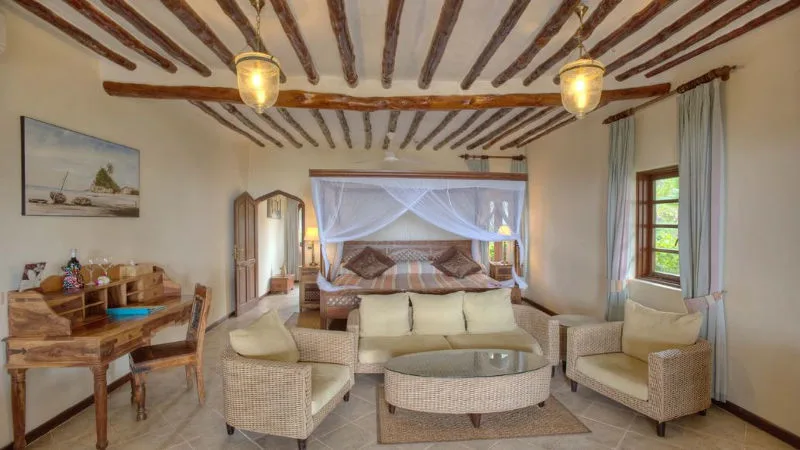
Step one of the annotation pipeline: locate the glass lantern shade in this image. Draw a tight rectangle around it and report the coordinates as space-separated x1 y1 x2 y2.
235 52 280 113
559 58 605 119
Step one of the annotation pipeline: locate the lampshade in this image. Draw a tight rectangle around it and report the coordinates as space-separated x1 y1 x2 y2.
497 225 512 236
305 227 319 241
235 52 280 113
559 57 605 119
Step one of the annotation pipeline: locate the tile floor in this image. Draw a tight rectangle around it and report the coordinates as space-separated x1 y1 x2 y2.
26 292 791 450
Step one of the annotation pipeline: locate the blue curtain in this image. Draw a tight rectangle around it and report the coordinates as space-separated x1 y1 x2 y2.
606 117 635 321
510 158 528 288
466 158 489 172
284 198 300 280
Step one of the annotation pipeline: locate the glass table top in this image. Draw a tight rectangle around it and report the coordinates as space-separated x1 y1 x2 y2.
385 349 548 378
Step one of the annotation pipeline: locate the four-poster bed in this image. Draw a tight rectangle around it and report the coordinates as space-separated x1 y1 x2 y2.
310 170 528 328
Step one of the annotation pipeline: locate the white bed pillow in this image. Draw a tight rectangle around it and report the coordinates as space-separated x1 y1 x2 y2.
463 289 517 334
409 291 466 335
358 293 411 337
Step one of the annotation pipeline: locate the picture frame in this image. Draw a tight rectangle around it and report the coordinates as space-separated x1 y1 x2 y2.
267 197 282 219
21 117 140 217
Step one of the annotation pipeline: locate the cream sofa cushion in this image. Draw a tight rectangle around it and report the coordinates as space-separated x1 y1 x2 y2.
575 353 649 401
358 293 411 337
463 288 517 334
409 291 466 335
622 299 703 362
229 310 299 362
358 335 452 365
307 362 350 415
445 327 543 355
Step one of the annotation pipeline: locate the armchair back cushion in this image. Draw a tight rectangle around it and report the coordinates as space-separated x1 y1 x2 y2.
409 291 466 335
622 300 703 362
463 288 517 334
229 310 300 362
358 293 411 337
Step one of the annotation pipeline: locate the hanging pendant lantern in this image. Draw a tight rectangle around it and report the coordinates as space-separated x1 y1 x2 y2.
559 4 605 119
234 0 280 113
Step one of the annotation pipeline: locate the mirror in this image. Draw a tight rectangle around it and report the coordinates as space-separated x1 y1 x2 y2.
254 191 304 298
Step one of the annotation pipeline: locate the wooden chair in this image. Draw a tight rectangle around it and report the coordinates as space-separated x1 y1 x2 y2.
130 283 211 421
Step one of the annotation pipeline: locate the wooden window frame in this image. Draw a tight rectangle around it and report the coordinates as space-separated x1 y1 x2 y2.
636 166 680 287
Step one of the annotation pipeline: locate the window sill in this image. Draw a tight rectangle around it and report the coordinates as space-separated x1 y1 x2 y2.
636 276 680 290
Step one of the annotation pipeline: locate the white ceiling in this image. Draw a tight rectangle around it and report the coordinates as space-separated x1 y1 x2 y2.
6 0 794 152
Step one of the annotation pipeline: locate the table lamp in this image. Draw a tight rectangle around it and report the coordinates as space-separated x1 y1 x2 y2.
497 225 512 264
305 227 319 266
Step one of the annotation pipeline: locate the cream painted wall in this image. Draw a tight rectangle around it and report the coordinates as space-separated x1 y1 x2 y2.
256 196 288 296
0 11 249 447
525 12 800 435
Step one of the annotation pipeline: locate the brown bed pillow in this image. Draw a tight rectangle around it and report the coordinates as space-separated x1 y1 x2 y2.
433 247 482 278
343 247 396 279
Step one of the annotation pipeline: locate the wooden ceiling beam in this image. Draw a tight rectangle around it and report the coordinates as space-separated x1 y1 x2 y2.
645 1 800 78
382 0 405 89
433 110 486 150
418 0 465 89
161 0 236 72
383 111 401 150
310 109 335 149
326 0 358 87
500 110 571 149
491 0 580 88
336 110 353 149
363 112 373 149
276 108 319 147
103 82 671 110
13 0 136 70
221 103 285 147
518 116 577 147
589 0 676 60
216 0 286 83
63 0 176 73
190 101 264 147
523 0 623 86
417 111 459 150
258 111 303 148
464 107 536 150
100 0 210 76
451 108 513 149
268 0 319 85
616 0 769 81
400 112 426 149
481 107 555 149
460 0 530 90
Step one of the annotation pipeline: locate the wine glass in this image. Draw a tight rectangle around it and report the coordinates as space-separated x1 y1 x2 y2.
86 258 96 286
99 256 113 277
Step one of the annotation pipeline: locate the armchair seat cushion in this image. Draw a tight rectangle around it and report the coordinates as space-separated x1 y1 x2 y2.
358 335 451 365
445 328 543 355
575 353 649 401
308 363 350 415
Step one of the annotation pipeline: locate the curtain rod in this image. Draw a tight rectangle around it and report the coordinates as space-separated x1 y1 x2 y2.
603 66 735 125
459 154 526 161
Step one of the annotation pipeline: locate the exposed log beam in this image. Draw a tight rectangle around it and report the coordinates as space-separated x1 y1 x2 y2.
336 110 352 149
362 112 373 149
310 109 335 149
400 112 426 149
616 0 769 81
326 0 358 87
418 0 465 89
481 107 555 149
500 110 571 149
190 101 263 147
216 0 286 83
63 0 175 73
100 0 210 76
383 111 401 150
451 108 513 149
417 111 459 150
103 82 672 110
603 0 727 77
491 0 580 88
268 0 319 84
646 2 799 78
589 0 676 60
524 0 623 85
465 108 536 150
433 110 486 150
161 0 236 72
382 0 405 89
461 0 530 90
258 111 304 148
221 103 285 148
276 109 318 147
13 0 135 70
518 116 576 146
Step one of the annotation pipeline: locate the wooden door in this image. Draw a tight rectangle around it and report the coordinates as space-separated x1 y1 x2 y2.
233 192 257 316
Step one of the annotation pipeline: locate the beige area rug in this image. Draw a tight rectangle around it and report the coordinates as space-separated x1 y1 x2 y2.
376 388 589 445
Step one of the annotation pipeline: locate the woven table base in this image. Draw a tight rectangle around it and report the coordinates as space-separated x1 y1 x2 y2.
376 388 589 444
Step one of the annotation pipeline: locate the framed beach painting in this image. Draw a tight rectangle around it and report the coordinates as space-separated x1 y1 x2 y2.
21 117 140 217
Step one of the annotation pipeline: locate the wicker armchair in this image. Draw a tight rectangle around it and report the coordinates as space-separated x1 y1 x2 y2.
221 327 357 450
566 322 712 437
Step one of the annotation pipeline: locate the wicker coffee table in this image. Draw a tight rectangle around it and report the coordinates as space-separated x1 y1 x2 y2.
384 349 550 428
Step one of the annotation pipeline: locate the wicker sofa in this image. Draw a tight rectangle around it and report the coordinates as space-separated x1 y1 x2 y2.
347 303 559 374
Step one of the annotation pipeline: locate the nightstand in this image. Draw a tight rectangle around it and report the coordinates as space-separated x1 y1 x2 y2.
489 262 513 281
269 275 295 294
299 266 320 311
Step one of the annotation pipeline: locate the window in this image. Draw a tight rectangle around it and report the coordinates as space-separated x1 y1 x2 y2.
636 166 680 286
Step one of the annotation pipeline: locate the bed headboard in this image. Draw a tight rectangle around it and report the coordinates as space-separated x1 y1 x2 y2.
340 240 472 265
